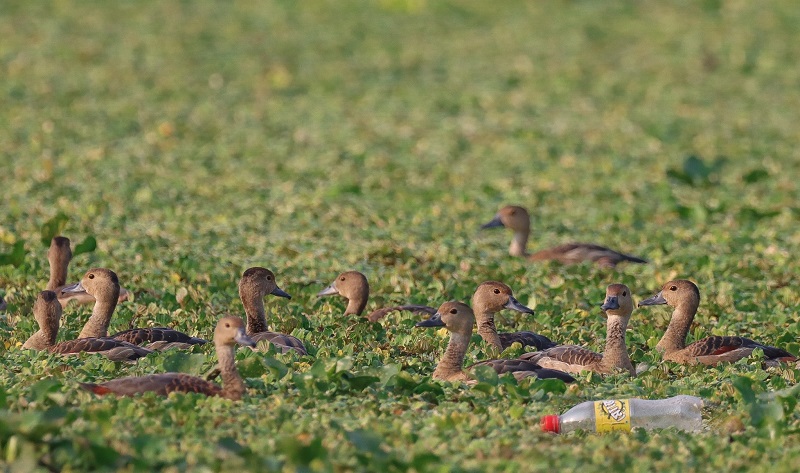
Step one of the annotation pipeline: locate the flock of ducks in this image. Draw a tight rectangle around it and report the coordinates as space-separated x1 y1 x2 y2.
7 205 798 401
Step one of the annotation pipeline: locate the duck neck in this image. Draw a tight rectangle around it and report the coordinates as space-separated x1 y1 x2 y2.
217 344 245 400
23 326 58 350
600 315 633 374
473 308 504 350
344 293 367 317
433 332 470 380
242 294 269 335
78 289 119 338
656 301 698 353
47 259 68 291
509 229 529 257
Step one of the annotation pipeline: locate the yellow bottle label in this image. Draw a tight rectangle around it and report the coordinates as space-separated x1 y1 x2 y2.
594 399 632 432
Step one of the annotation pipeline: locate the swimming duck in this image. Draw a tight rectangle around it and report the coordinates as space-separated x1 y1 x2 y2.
47 236 130 307
481 206 647 268
520 284 636 376
79 316 255 399
638 280 797 366
61 267 206 350
316 271 435 323
22 290 152 361
239 267 307 355
371 280 555 351
417 301 575 383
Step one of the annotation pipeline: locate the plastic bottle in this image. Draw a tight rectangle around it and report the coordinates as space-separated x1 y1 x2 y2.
541 395 703 434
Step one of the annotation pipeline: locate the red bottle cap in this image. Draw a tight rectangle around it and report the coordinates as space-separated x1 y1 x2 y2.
541 415 560 433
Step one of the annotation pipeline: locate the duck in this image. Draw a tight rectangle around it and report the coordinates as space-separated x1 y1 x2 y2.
317 270 435 323
46 236 130 307
22 290 152 361
238 267 307 355
416 301 575 383
61 268 205 350
371 280 555 351
520 284 636 376
638 279 797 366
481 206 647 268
79 316 255 400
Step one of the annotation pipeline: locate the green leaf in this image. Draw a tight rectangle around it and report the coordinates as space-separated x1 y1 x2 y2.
161 352 207 375
40 213 69 246
73 235 97 256
345 429 383 452
0 241 26 267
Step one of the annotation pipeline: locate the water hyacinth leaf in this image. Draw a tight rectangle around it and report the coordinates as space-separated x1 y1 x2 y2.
40 213 70 246
0 241 26 267
162 352 207 375
73 235 98 256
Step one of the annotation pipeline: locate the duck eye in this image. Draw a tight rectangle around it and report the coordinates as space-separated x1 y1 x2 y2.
449 309 457 314
670 286 677 291
266 276 272 281
493 289 500 294
340 277 346 281
88 274 95 279
622 291 627 297
225 323 230 328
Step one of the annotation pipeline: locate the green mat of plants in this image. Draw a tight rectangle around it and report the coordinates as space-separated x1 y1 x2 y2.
2 0 800 471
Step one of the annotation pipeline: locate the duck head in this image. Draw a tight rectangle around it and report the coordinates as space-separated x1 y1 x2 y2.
62 268 121 301
416 301 475 336
600 283 634 317
481 205 531 233
215 316 256 348
317 271 369 316
638 280 700 309
471 280 534 315
239 267 291 300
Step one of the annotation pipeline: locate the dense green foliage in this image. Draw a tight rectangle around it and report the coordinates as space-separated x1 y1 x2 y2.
3 0 800 470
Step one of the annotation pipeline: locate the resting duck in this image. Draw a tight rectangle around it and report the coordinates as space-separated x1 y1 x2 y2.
521 284 636 376
62 268 204 350
22 290 152 361
47 236 129 307
417 301 575 383
638 279 797 366
317 270 437 323
239 267 307 355
79 316 255 399
481 206 647 268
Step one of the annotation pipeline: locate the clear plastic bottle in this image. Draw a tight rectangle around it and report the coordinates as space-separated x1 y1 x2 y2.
541 395 703 434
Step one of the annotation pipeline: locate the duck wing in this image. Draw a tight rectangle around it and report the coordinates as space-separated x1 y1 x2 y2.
470 359 576 383
80 373 222 397
251 331 307 355
531 242 647 267
521 345 603 367
367 305 437 322
52 337 153 361
499 331 557 350
686 336 796 361
111 327 207 350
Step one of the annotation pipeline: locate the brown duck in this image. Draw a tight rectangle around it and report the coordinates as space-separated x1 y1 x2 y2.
47 236 130 307
521 284 636 376
239 267 307 355
481 206 647 268
638 279 797 366
79 316 255 399
317 270 439 322
62 268 205 350
417 301 575 383
22 290 152 361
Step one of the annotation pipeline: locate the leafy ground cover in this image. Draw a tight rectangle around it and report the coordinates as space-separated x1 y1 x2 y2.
2 0 800 470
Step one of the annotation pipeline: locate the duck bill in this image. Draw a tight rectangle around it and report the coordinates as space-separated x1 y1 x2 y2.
638 291 667 307
61 281 85 293
415 312 445 328
601 296 619 311
480 214 505 230
234 329 256 348
270 286 292 299
316 284 339 297
504 295 534 315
